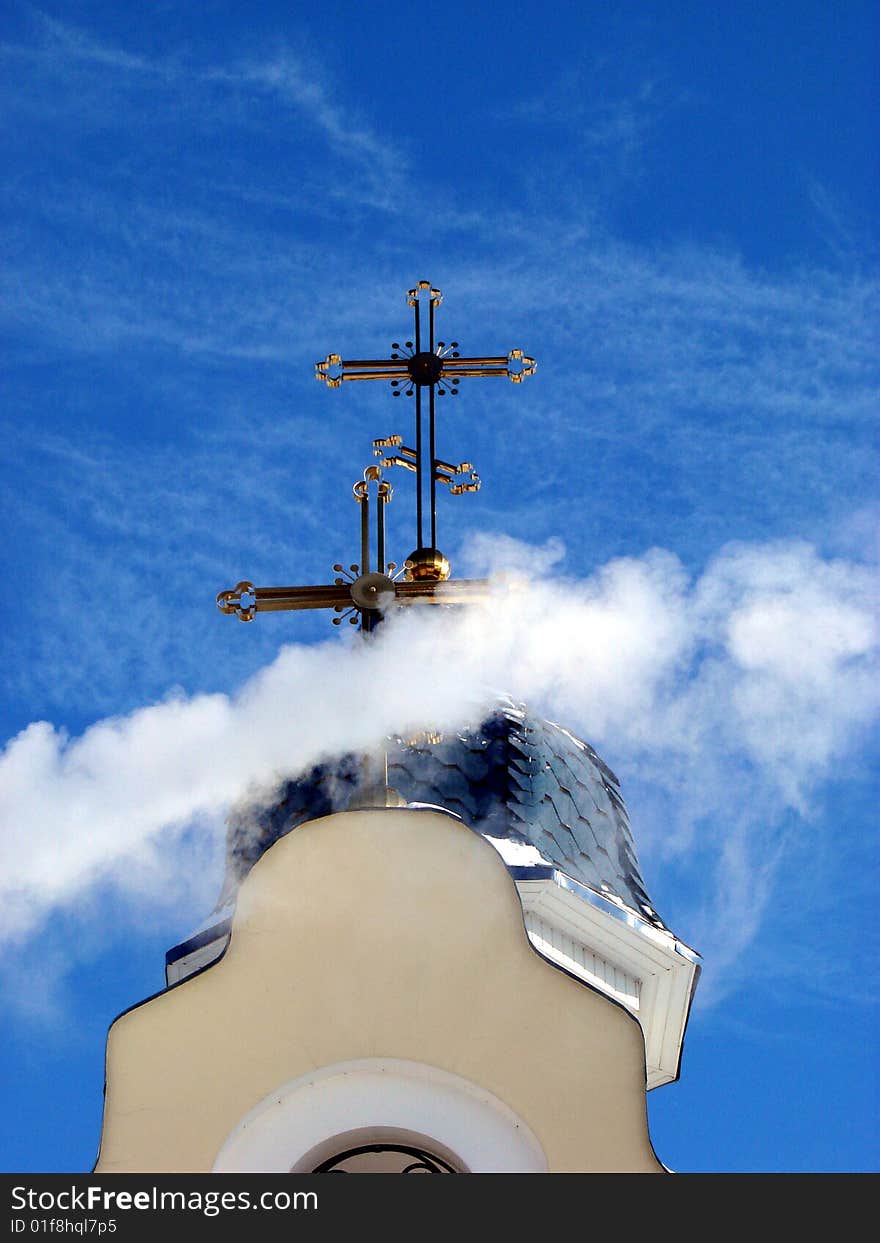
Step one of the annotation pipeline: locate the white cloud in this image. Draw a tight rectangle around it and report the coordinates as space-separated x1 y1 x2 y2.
461 532 567 577
693 542 879 793
0 535 876 1009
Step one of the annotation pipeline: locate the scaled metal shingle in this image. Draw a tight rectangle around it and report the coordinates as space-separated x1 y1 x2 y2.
219 698 667 930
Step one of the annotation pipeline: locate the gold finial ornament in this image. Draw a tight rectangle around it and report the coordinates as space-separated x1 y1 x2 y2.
403 548 451 583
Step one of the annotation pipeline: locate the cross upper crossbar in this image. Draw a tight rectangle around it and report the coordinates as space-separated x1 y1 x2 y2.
315 350 535 387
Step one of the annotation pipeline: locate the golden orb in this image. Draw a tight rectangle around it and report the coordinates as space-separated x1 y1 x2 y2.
404 547 451 582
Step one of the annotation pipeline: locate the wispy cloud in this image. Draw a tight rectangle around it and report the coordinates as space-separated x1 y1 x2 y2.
2 12 876 423
11 9 162 74
202 54 407 204
2 11 410 210
805 177 876 270
497 69 667 177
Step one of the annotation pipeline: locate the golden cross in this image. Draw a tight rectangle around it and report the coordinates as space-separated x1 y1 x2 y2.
217 282 535 632
316 280 535 551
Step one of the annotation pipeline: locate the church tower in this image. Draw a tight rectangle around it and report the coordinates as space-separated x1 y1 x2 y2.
94 283 700 1175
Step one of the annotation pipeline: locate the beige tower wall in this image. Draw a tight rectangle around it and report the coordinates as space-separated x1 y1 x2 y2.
95 808 665 1173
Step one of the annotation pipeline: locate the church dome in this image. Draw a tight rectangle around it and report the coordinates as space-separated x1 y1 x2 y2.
219 698 667 932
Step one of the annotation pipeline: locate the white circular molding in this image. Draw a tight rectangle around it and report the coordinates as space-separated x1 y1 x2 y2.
212 1058 548 1173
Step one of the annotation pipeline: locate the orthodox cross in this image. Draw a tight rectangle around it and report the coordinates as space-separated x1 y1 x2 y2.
316 280 535 553
217 281 535 632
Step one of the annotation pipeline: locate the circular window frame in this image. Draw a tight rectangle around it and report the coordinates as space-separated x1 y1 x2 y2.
212 1058 548 1173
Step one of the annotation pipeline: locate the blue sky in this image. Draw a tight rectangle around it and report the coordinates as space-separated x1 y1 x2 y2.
1 1 877 1173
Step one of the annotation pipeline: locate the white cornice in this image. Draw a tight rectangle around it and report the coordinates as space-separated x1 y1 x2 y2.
513 867 700 1089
